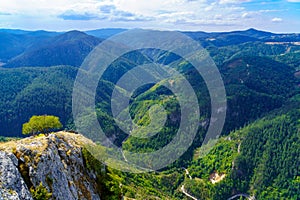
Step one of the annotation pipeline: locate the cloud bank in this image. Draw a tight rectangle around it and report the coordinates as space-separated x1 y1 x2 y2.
0 0 299 32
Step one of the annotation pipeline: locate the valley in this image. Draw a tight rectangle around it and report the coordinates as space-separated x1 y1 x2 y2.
0 28 299 199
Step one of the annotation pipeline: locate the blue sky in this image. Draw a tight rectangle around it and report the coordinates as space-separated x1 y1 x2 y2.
0 0 300 33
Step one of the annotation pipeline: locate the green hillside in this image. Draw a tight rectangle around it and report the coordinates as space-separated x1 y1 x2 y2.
0 28 299 199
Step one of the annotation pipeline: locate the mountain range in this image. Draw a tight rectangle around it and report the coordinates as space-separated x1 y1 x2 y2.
0 28 299 199
1 28 300 68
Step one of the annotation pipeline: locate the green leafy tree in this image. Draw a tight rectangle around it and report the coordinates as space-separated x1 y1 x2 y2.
22 115 62 135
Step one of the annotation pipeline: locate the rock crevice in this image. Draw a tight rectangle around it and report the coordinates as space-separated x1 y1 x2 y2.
0 132 101 200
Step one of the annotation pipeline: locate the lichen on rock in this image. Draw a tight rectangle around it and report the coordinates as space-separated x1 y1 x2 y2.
0 132 103 200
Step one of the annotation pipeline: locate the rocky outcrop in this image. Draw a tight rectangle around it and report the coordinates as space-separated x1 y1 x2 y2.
0 151 32 200
0 132 102 200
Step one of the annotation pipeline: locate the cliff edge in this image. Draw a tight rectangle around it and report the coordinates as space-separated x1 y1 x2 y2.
0 132 102 200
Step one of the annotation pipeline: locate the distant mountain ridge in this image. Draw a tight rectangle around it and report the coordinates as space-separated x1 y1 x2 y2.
85 28 127 39
0 28 126 68
1 28 300 68
185 28 300 46
0 31 58 63
4 31 102 68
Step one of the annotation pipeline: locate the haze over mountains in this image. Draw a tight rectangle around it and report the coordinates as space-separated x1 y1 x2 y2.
1 28 300 68
0 28 124 65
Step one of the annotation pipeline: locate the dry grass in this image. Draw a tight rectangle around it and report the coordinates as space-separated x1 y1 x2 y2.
0 131 95 169
0 135 48 155
0 131 94 153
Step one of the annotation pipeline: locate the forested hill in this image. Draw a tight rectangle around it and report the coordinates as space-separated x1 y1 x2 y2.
3 31 102 68
0 28 299 137
1 28 300 68
0 28 299 199
0 30 59 64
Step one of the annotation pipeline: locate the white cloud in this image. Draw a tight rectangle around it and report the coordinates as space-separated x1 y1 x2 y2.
219 0 251 4
241 12 252 18
272 17 283 22
258 9 286 13
0 0 242 23
286 0 300 2
0 0 298 32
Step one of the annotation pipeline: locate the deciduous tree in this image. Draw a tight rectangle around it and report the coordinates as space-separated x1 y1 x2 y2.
22 115 62 135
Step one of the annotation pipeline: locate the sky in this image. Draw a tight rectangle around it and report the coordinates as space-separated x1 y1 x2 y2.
0 0 300 33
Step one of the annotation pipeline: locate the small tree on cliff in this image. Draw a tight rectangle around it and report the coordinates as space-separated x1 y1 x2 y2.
22 115 62 135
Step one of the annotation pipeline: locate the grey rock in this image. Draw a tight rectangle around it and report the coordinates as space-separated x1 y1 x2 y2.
0 132 102 200
0 151 33 200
